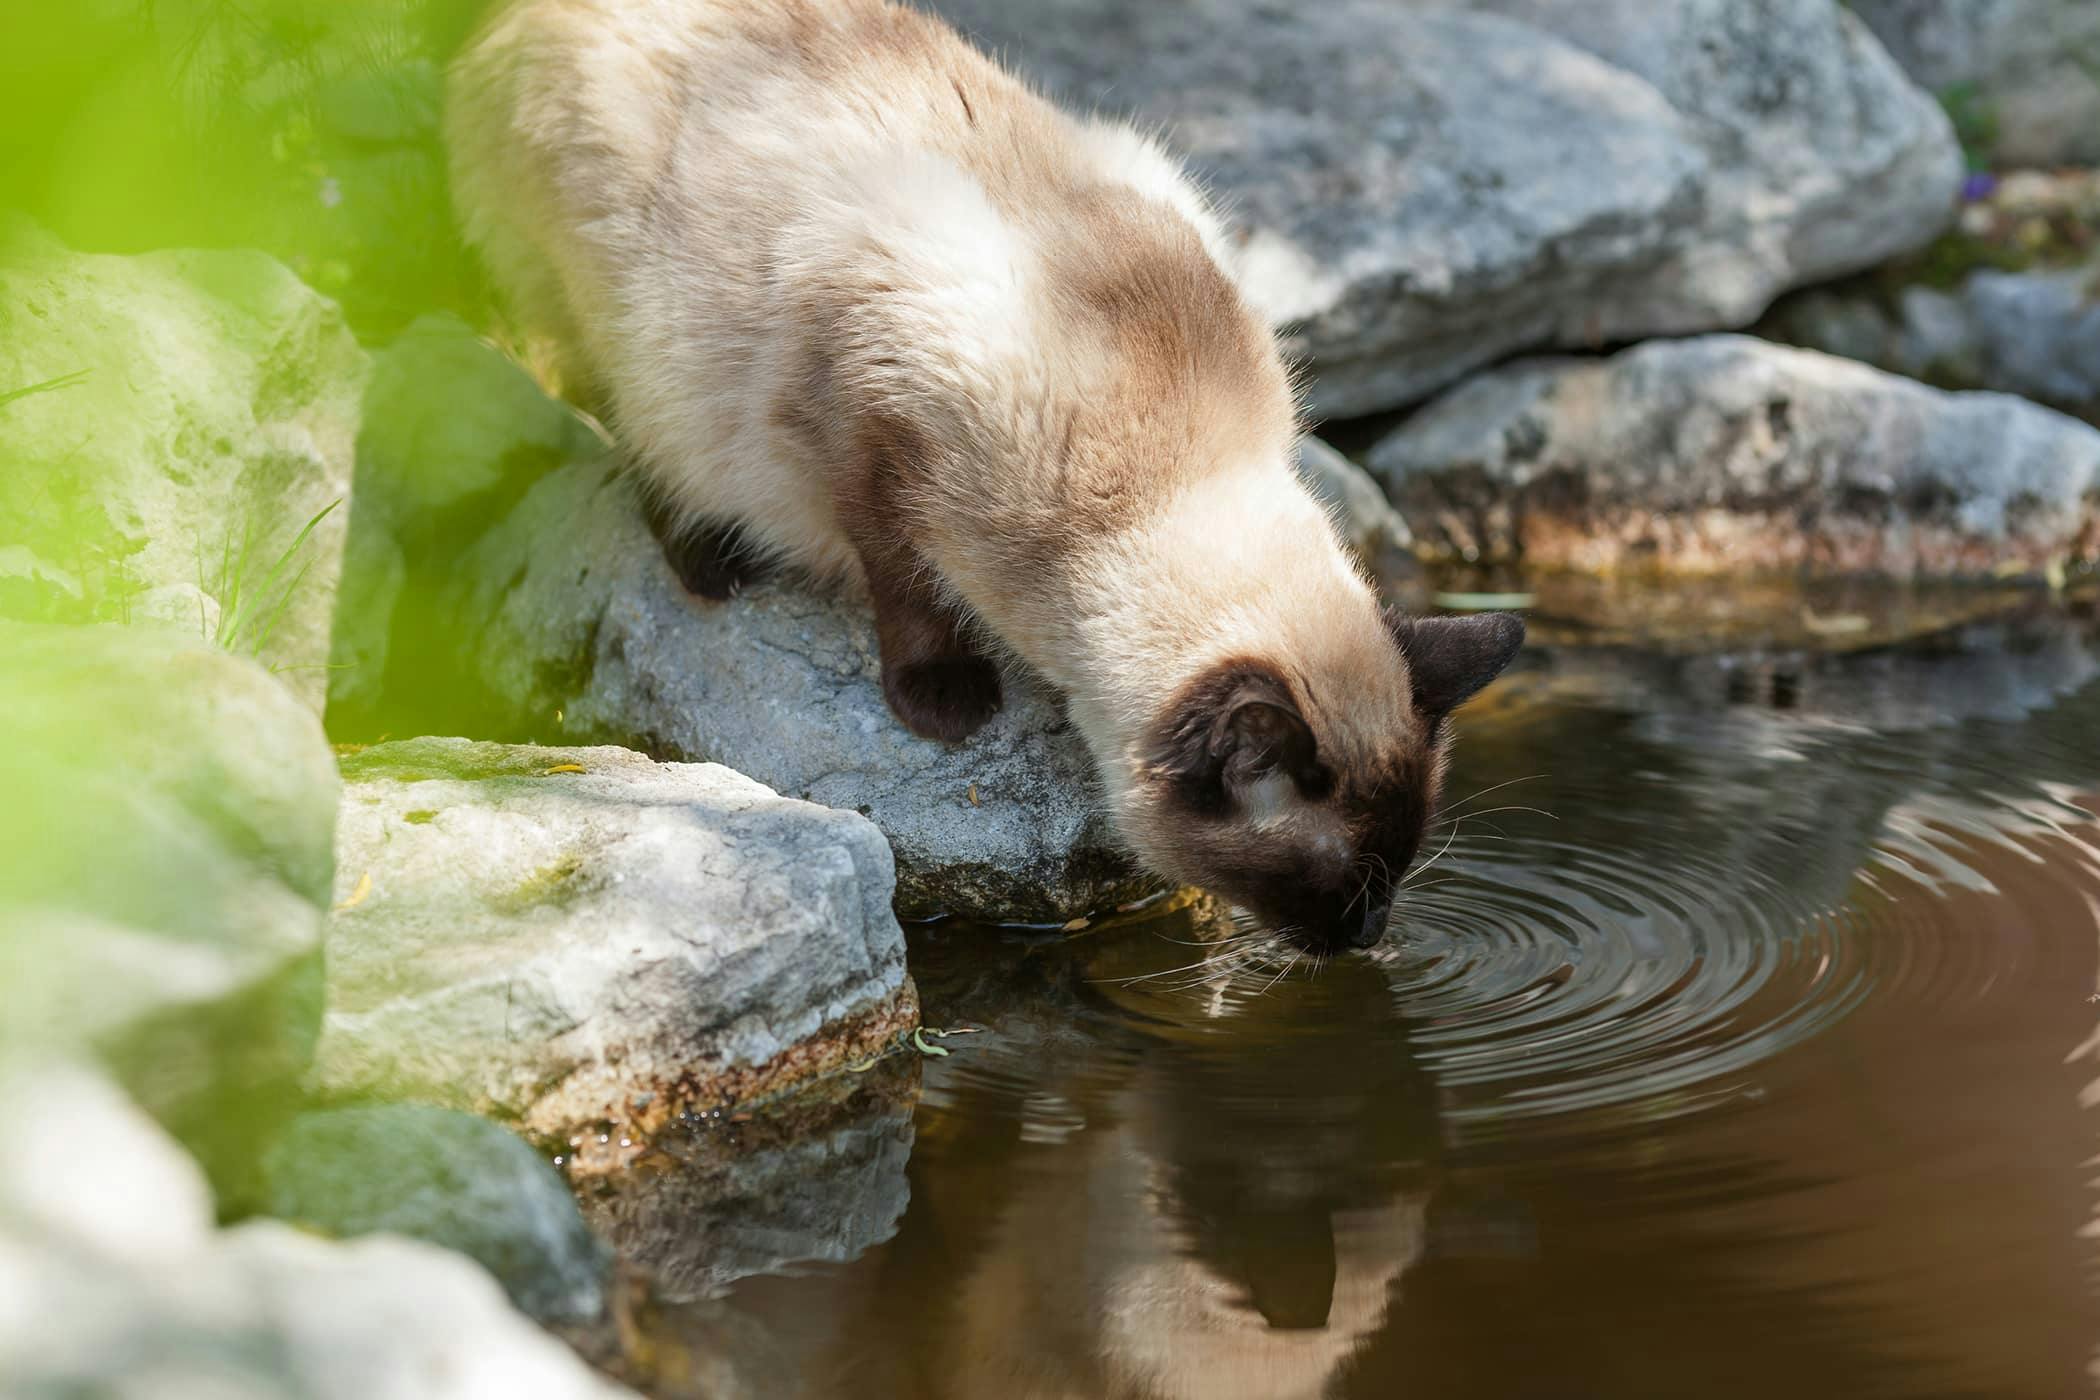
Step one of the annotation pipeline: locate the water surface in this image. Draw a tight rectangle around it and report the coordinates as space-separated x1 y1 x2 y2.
597 599 2100 1400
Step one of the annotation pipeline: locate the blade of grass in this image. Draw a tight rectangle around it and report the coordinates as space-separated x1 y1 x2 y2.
223 498 339 655
246 554 315 658
0 369 91 410
215 517 256 649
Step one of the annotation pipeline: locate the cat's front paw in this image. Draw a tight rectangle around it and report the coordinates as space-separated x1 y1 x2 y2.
883 655 1003 742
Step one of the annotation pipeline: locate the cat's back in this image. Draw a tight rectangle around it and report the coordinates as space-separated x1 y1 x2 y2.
448 0 1271 581
449 0 1056 246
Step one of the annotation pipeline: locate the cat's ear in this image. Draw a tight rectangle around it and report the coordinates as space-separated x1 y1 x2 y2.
1386 611 1525 719
1152 661 1326 813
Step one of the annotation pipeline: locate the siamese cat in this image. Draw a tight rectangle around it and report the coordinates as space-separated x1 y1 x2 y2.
447 0 1524 954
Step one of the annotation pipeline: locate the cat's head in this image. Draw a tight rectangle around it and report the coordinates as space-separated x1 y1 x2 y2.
1134 611 1525 955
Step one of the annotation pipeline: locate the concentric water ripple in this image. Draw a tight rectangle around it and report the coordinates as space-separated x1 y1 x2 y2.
1065 611 2100 1139
1379 833 1876 1129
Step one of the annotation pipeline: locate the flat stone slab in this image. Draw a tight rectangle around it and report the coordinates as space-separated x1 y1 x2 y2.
1367 334 2100 581
314 738 917 1149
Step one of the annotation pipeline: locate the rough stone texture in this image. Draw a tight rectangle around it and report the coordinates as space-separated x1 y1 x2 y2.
0 221 365 713
314 738 917 1148
450 460 1152 921
930 0 1959 416
0 623 336 1197
261 1104 609 1323
329 313 600 727
1365 334 2100 580
0 1059 633 1400
1849 0 2100 168
1297 434 1411 559
1768 260 2100 424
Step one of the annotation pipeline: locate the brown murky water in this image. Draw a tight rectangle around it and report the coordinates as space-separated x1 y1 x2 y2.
595 598 2100 1400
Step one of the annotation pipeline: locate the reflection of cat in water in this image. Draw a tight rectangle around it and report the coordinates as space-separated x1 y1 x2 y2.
913 948 1437 1399
948 1092 1425 1400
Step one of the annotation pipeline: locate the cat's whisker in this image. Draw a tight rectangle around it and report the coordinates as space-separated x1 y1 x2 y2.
1403 821 1462 888
1432 803 1554 828
1440 774 1549 816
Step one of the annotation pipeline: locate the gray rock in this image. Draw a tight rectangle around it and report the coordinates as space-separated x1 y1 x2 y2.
1296 435 1410 558
0 222 364 713
1365 334 2100 579
1894 284 1982 381
1849 0 2100 168
0 1059 632 1400
314 738 918 1146
929 0 1959 415
1964 268 2100 414
0 624 336 1197
1767 260 2100 422
449 460 1152 921
262 1104 609 1323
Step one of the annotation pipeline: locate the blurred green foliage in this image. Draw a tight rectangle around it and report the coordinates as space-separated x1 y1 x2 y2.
2 0 492 340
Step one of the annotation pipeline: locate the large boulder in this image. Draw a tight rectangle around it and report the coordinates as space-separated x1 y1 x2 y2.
1365 335 2100 580
0 624 337 1197
929 0 1960 416
261 1104 610 1324
0 1059 632 1400
1848 0 2100 169
447 461 1152 921
313 739 918 1154
0 222 364 713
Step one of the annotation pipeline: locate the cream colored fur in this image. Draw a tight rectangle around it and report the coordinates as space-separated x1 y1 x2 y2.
447 0 1416 883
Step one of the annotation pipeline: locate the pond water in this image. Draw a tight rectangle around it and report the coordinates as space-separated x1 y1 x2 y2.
594 596 2100 1399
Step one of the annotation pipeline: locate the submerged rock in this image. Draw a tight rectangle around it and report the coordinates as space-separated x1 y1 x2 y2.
314 738 917 1152
581 1085 915 1302
261 1103 609 1324
448 460 1152 921
930 0 1958 415
1849 0 2100 169
0 623 336 1199
0 221 364 713
1366 335 2100 581
0 1060 632 1400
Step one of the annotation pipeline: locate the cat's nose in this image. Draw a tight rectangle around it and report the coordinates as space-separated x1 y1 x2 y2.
1349 895 1392 949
